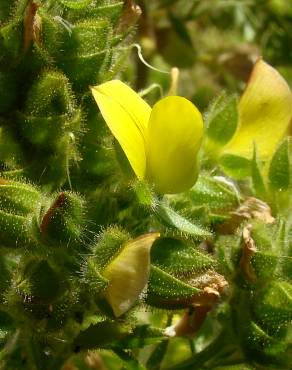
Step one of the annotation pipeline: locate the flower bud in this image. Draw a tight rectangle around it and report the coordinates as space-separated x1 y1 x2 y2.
18 70 81 149
40 191 85 248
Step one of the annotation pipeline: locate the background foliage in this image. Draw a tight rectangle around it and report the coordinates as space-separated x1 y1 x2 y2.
131 0 292 108
0 1 292 370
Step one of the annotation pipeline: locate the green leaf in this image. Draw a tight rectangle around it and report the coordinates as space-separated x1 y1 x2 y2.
269 138 290 192
146 266 200 309
220 154 251 179
215 235 241 275
245 321 288 358
155 202 212 239
146 340 169 370
81 258 108 295
92 226 130 270
0 180 41 216
114 349 146 370
211 364 255 370
60 0 93 9
254 280 292 330
188 174 240 211
251 145 267 198
116 325 166 349
73 321 128 351
151 237 214 276
60 20 111 87
205 93 238 146
0 210 34 248
251 252 279 279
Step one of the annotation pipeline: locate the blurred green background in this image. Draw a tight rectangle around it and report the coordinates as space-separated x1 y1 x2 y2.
125 0 292 110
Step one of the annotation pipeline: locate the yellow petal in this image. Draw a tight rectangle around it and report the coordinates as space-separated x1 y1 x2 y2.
146 96 203 194
223 59 292 161
91 80 151 179
103 232 160 317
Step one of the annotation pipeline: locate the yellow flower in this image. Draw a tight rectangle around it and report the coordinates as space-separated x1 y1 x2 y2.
91 80 203 194
222 59 292 162
103 232 160 317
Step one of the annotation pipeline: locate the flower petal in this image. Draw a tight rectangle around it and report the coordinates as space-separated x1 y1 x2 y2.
146 96 203 194
91 80 151 179
222 59 292 161
103 232 160 317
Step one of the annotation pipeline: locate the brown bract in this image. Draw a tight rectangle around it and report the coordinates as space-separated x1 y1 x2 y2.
165 271 228 337
240 224 257 282
23 1 42 52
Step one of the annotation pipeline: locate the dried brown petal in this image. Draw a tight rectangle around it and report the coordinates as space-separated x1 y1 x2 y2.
240 224 257 282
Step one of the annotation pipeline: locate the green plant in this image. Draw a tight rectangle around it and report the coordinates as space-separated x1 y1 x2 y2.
0 1 292 370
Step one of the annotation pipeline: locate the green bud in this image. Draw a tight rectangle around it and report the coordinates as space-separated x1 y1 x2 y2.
18 70 81 149
40 191 86 248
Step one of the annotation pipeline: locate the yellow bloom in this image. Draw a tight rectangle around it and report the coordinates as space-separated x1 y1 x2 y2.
103 232 160 317
222 59 292 162
91 80 203 194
